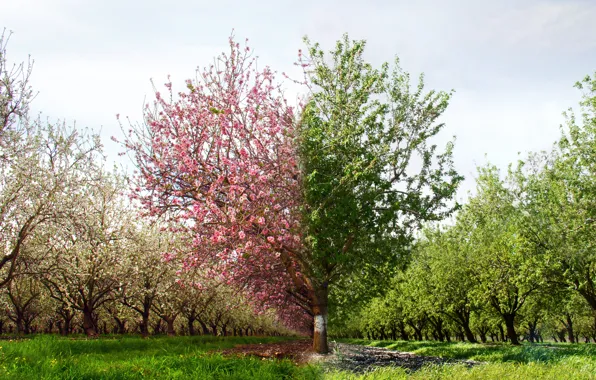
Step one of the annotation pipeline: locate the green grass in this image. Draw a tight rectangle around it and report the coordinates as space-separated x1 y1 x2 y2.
1 336 595 379
0 335 321 379
331 339 596 379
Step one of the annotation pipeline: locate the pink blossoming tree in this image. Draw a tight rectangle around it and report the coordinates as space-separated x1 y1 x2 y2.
121 36 310 334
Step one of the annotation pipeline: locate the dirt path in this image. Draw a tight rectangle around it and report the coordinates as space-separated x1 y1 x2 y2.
220 340 484 373
221 340 316 364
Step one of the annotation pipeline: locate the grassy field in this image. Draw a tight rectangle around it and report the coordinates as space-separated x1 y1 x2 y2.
0 335 595 379
0 335 320 379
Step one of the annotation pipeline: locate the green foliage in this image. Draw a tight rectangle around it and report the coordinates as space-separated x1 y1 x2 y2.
350 73 596 345
298 34 462 285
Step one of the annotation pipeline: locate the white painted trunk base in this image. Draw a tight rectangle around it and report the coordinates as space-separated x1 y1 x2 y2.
314 314 327 333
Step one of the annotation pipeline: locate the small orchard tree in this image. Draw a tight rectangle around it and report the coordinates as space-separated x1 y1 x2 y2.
3 273 43 334
408 228 479 342
0 31 102 287
119 222 179 337
123 34 461 353
523 73 596 335
38 170 132 336
460 165 547 345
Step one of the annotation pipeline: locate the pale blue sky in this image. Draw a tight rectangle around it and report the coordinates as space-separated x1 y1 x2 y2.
3 0 595 199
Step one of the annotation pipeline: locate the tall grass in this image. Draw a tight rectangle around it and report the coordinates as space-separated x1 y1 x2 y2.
1 336 595 379
0 335 321 379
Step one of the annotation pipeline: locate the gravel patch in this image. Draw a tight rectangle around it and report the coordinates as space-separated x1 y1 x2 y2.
320 342 484 374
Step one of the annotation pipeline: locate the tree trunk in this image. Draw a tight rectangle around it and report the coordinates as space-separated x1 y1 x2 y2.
114 317 126 334
566 313 575 343
153 319 163 335
188 318 196 336
15 318 25 335
498 324 506 342
527 319 539 343
82 306 98 337
429 317 444 342
456 329 464 342
59 316 72 336
139 304 151 337
503 314 519 345
311 283 329 354
454 308 477 343
416 328 423 341
463 325 477 343
24 318 33 334
166 317 176 336
199 320 210 335
399 321 408 341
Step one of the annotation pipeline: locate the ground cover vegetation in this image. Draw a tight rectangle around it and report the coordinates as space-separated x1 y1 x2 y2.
1 25 596 378
0 336 593 379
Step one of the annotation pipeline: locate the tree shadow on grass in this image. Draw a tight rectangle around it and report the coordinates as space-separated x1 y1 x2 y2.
340 339 596 364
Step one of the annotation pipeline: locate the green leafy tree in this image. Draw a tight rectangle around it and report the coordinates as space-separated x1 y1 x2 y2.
516 73 596 337
461 165 546 344
411 226 479 342
296 34 462 352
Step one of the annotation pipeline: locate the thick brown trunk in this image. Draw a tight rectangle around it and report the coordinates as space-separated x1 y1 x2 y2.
140 314 150 337
83 307 97 337
503 314 519 345
455 309 478 343
463 325 477 343
188 318 196 336
311 283 329 354
166 318 176 336
15 318 25 335
139 304 151 337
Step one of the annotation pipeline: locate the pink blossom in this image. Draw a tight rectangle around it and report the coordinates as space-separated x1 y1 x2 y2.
124 34 307 334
